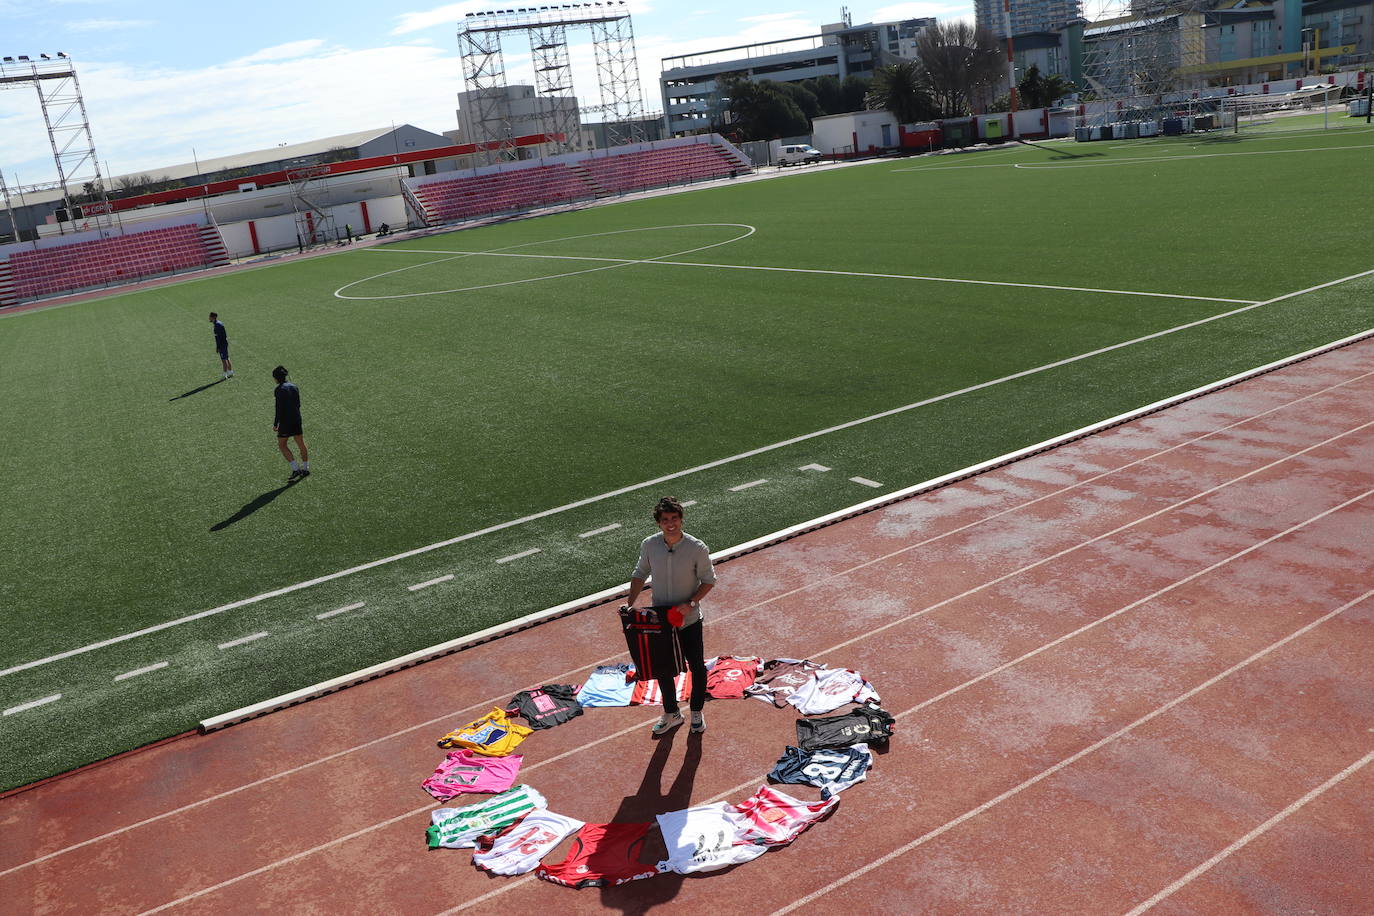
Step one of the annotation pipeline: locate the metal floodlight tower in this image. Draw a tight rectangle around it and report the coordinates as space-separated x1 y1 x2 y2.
0 54 113 233
589 12 646 146
1080 0 1210 121
457 3 646 163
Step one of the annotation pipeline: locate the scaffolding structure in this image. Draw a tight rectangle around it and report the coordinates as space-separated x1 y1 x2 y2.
0 54 113 235
458 2 646 164
1079 0 1211 120
284 162 339 249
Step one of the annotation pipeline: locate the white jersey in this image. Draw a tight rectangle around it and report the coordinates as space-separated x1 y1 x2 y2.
786 667 879 715
473 808 585 876
656 802 769 875
733 784 839 847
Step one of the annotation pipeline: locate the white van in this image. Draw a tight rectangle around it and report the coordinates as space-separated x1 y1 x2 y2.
777 144 823 166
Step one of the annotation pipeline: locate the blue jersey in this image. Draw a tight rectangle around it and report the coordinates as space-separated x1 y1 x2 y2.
212 320 228 349
274 381 302 428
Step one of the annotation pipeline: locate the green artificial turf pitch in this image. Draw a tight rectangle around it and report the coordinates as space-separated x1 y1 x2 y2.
2 124 1372 790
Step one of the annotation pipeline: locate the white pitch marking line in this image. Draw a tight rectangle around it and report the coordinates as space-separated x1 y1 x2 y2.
10 370 1369 881
767 584 1374 916
681 500 698 507
496 548 541 565
578 523 621 539
850 476 883 488
407 575 453 592
114 662 169 682
316 602 365 620
730 478 768 492
374 246 1255 306
3 694 61 716
799 463 831 472
217 632 268 650
1123 748 1374 915
1012 142 1374 170
12 269 1370 682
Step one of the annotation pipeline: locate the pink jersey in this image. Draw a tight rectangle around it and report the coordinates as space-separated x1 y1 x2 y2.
421 749 523 800
733 784 839 846
630 671 692 706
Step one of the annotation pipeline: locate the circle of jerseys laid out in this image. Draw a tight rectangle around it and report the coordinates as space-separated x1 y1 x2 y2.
421 656 896 887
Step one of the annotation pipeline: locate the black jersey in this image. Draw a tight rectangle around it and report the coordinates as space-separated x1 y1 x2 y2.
620 606 684 684
795 703 895 751
508 684 584 730
768 744 873 799
274 381 302 429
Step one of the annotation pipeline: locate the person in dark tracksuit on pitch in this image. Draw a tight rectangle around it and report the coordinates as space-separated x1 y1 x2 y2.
271 365 310 481
210 312 233 378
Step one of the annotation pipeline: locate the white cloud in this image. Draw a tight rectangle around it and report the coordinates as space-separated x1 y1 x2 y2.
391 2 488 35
232 39 328 64
67 18 153 31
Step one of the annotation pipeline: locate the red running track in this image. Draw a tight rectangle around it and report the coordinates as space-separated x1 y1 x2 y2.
4 338 1373 915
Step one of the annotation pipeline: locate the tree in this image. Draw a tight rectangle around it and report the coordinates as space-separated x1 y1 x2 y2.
720 78 811 140
804 75 846 115
777 81 822 122
866 61 938 123
1017 65 1076 109
840 75 871 113
915 20 1004 117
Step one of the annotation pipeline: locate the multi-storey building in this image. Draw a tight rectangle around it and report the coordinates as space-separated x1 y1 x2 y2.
977 0 1086 37
660 17 937 135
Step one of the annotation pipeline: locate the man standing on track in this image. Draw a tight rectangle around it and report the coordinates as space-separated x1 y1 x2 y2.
624 496 715 736
210 312 233 379
271 365 310 481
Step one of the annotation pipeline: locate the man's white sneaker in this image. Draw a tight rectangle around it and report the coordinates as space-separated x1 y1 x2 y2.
690 711 706 734
652 712 683 735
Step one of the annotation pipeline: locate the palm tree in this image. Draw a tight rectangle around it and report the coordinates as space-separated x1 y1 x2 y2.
866 62 937 124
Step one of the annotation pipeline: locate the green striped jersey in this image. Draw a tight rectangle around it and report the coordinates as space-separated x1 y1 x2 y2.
426 784 547 849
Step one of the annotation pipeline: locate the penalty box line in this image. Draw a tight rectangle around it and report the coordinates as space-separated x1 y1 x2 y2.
366 246 1256 305
4 269 1373 681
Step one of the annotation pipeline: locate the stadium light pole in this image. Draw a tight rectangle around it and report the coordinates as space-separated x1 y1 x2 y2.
1001 0 1017 139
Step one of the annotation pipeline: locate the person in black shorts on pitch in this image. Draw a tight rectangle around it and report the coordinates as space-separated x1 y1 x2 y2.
624 496 716 735
271 365 310 481
210 312 233 379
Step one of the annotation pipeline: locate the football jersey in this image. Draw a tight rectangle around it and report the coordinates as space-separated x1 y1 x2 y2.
535 822 663 888
630 671 692 707
733 784 839 846
422 749 523 800
746 658 827 708
576 664 636 707
509 684 583 730
426 784 547 849
785 667 880 715
705 656 763 700
472 808 585 876
620 606 684 683
437 707 533 756
796 703 895 751
768 744 873 799
656 802 769 874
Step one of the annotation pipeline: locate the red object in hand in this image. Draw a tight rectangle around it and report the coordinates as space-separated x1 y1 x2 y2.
667 604 686 628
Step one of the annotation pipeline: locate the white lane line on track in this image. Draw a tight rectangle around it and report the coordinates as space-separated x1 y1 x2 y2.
3 694 61 716
9 269 1370 681
767 584 1374 916
849 476 882 488
140 442 1374 913
799 463 831 471
1122 748 1374 915
10 368 1368 879
578 523 621 539
316 602 365 620
5 368 1368 884
496 548 541 565
217 633 268 650
377 246 1257 305
407 575 453 593
455 491 1374 914
730 479 768 491
114 662 169 682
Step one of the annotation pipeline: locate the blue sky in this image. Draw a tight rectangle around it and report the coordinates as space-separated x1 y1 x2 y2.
0 1 971 188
